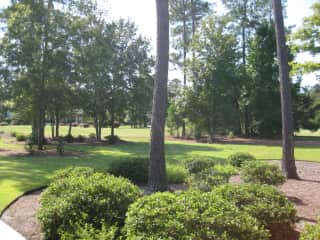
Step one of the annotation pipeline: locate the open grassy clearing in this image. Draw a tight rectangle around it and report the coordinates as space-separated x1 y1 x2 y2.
0 125 320 212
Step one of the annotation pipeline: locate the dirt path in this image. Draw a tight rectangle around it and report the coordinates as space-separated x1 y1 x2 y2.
1 161 320 240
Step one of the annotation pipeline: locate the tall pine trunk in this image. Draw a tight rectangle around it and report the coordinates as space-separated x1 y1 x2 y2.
55 110 59 138
272 0 299 179
148 0 169 191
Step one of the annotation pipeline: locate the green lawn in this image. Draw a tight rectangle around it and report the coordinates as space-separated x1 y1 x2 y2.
0 125 319 212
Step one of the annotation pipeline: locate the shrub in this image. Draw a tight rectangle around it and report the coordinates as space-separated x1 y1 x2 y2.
64 134 74 143
105 135 120 144
24 137 36 155
56 137 65 155
124 191 269 240
186 164 237 192
60 222 118 240
77 135 86 142
108 158 148 184
16 134 27 141
227 152 256 167
52 167 95 181
184 157 217 174
10 131 17 137
167 165 187 183
241 161 286 185
89 133 96 139
0 121 8 126
212 184 296 239
38 170 141 240
301 219 320 240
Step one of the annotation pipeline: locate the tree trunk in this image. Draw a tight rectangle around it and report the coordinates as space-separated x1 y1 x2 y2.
51 113 55 139
55 111 59 138
148 0 169 192
272 0 299 179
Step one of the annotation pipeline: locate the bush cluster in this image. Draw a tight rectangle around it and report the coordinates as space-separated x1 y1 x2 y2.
108 158 149 184
184 157 216 174
105 135 120 144
212 184 296 239
124 191 269 240
64 134 74 143
241 161 285 186
16 134 27 141
227 152 256 167
301 219 320 240
38 168 141 239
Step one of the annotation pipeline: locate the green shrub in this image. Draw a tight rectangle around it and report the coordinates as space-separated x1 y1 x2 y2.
24 137 36 155
212 184 296 239
38 170 141 239
64 134 74 143
184 157 217 174
187 164 237 192
10 131 17 137
227 152 256 167
77 135 86 142
108 158 148 184
124 191 269 240
301 219 320 240
0 121 8 126
167 165 187 183
52 167 95 181
16 134 27 141
105 135 120 144
241 161 286 185
56 137 65 156
60 222 118 240
89 133 96 139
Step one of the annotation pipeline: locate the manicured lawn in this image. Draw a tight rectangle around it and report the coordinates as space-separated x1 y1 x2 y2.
0 125 320 212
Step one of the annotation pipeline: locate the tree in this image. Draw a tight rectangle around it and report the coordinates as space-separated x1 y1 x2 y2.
272 0 299 179
148 0 169 191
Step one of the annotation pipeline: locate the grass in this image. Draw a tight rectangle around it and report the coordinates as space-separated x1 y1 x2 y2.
0 125 319 212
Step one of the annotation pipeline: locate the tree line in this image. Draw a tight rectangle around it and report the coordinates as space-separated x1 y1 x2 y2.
0 0 154 149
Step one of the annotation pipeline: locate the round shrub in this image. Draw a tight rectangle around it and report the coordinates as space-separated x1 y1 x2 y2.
227 152 256 167
38 170 142 239
184 157 217 174
301 219 320 240
167 165 187 183
124 191 269 240
64 134 74 143
10 131 17 137
16 134 27 141
212 184 296 239
105 135 120 144
241 161 286 185
52 166 95 181
187 164 238 192
108 158 148 184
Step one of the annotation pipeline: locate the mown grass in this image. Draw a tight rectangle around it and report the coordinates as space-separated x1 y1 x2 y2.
0 125 319 212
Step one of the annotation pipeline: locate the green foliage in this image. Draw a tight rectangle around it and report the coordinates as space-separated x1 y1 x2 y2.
187 165 237 191
167 165 188 183
52 167 95 182
24 136 35 155
241 161 286 186
15 134 27 141
10 131 17 137
227 152 256 167
77 135 86 142
124 191 269 240
108 158 148 184
64 134 74 143
213 184 296 238
184 157 216 174
105 135 120 144
301 219 320 240
38 169 141 240
60 222 118 240
0 122 8 126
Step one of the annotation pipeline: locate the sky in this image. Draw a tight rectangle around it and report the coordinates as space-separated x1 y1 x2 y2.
0 0 319 86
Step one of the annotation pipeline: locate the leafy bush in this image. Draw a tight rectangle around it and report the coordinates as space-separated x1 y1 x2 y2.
301 219 320 240
105 135 120 144
124 191 269 240
60 222 118 240
184 157 216 174
64 134 74 143
77 135 86 142
241 161 286 185
52 167 95 181
38 170 141 240
187 165 236 191
0 121 8 126
212 184 296 239
108 158 148 184
16 134 27 141
24 137 35 155
167 165 187 183
89 133 96 139
10 131 17 137
227 152 256 167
